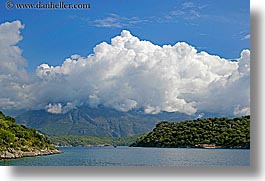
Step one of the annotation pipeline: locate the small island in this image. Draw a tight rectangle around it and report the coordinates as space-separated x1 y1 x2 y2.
0 111 61 159
130 116 250 149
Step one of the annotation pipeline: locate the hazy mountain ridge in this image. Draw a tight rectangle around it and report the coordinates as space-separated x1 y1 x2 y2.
15 106 197 137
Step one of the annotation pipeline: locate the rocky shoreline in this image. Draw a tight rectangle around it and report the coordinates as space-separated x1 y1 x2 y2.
0 148 62 159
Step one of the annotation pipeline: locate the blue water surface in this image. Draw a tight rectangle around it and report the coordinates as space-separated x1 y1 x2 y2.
0 146 250 166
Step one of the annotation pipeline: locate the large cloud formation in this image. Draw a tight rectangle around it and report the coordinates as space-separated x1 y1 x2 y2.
0 21 250 116
0 21 32 110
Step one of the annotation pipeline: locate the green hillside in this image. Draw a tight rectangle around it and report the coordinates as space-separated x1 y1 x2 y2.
130 116 250 149
0 111 58 155
47 134 140 147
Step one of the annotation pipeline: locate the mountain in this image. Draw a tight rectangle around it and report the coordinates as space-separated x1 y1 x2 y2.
15 106 195 137
0 111 61 159
130 116 250 149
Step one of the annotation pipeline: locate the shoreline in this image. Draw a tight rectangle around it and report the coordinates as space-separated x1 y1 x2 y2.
129 145 250 149
0 148 62 160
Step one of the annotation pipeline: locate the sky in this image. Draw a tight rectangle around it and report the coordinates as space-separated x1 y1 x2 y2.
0 0 249 70
0 0 250 116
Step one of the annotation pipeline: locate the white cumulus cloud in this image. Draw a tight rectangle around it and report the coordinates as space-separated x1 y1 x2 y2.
45 103 62 114
0 20 32 110
0 21 250 116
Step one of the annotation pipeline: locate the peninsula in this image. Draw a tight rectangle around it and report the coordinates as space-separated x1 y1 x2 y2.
130 116 250 149
0 111 61 159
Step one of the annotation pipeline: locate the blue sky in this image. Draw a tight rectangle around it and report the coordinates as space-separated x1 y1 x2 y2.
0 0 249 71
0 0 251 116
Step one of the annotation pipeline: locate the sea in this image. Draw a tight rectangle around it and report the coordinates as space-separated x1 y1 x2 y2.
0 146 250 166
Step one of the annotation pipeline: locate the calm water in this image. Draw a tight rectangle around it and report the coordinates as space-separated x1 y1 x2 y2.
0 146 250 166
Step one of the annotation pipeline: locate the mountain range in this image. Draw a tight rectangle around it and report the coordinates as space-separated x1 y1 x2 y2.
15 106 196 137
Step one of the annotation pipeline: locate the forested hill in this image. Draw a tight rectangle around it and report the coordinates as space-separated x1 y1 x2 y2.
130 116 250 149
0 111 61 159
